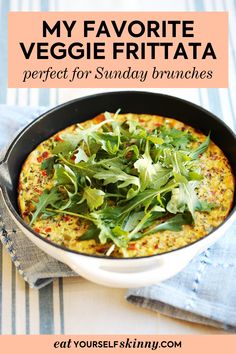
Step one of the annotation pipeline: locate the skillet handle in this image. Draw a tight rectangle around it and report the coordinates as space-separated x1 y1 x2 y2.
0 160 10 189
64 250 197 288
0 160 4 188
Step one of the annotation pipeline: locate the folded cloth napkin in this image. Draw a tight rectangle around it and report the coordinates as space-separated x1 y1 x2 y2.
1 105 236 331
126 225 236 332
0 105 77 288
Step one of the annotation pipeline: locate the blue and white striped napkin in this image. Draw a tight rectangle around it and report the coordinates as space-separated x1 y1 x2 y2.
126 224 236 331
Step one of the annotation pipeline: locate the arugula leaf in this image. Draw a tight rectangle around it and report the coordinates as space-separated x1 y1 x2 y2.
124 211 145 232
189 171 203 181
41 156 57 175
119 181 178 217
167 181 200 218
52 134 81 154
127 210 153 240
158 126 194 149
145 213 193 235
190 134 210 159
53 118 115 155
123 145 139 159
74 118 115 146
165 150 202 217
94 167 140 190
51 164 81 210
124 204 166 241
30 188 60 225
95 132 120 155
74 147 89 163
166 187 186 214
171 150 191 177
104 109 121 121
181 180 201 217
79 224 100 241
95 118 121 155
54 164 78 194
127 120 140 134
196 200 216 212
82 186 105 211
150 164 172 190
58 154 101 178
112 225 129 238
134 144 156 191
94 206 124 225
141 210 166 229
148 135 164 145
126 120 147 138
90 212 129 248
44 209 96 226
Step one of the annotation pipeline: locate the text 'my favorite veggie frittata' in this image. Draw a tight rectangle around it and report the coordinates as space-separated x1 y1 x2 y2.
18 112 235 257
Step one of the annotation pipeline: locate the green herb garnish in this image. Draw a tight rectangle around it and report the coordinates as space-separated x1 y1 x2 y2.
31 112 212 253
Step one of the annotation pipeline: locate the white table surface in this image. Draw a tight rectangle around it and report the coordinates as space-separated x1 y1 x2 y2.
60 278 225 335
1 244 225 335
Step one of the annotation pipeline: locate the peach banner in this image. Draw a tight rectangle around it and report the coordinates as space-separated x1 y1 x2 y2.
0 335 236 353
8 12 228 88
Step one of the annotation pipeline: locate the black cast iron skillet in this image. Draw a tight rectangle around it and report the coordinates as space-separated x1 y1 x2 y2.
0 91 236 259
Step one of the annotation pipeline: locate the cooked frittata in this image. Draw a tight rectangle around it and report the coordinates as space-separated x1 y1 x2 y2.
18 113 235 258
